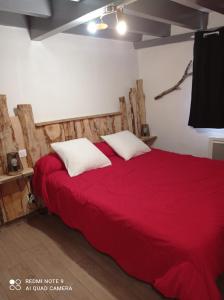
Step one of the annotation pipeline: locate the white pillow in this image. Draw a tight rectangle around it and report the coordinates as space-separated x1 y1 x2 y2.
101 130 150 160
51 138 111 177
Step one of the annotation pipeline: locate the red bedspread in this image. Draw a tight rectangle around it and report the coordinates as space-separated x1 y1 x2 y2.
33 147 224 300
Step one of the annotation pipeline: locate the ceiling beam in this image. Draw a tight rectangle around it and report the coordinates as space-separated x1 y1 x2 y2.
65 12 170 42
29 0 127 41
125 0 208 29
134 26 220 49
0 0 51 18
66 27 142 42
134 32 195 49
171 0 224 14
100 13 171 37
0 11 28 28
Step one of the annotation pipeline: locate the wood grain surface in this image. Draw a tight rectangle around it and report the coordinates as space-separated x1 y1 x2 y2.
0 213 166 300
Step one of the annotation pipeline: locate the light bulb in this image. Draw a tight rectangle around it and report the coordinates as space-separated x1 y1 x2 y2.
116 20 127 35
87 22 97 34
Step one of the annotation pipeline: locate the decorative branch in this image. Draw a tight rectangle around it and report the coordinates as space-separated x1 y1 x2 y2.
154 60 193 100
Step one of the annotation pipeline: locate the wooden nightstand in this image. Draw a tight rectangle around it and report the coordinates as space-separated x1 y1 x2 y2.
0 168 35 224
141 136 157 147
0 168 33 185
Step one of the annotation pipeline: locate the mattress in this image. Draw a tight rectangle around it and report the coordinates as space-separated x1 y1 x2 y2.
33 145 224 300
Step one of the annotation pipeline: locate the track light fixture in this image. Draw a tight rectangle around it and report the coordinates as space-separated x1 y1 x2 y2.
86 6 127 35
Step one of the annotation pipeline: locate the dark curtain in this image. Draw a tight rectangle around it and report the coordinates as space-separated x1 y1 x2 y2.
188 27 224 128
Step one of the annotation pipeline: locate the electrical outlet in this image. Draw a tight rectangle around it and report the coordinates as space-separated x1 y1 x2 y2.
19 149 27 158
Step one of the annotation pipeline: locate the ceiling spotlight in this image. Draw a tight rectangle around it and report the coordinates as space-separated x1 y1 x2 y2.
116 20 127 35
87 22 97 34
116 8 127 35
87 17 108 34
96 17 108 30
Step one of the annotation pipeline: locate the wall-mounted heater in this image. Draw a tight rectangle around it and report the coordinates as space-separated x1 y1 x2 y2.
209 138 224 160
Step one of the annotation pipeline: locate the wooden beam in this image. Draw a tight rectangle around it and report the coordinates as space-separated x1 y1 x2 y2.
119 97 129 130
136 79 146 125
0 95 18 175
134 26 222 48
0 11 27 28
0 0 51 18
86 13 171 37
66 12 171 42
134 32 195 49
122 14 171 37
172 0 224 14
129 88 141 137
35 112 122 127
126 0 208 29
16 104 43 167
65 27 142 42
29 0 126 41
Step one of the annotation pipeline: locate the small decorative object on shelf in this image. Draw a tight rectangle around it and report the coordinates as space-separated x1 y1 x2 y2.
141 124 150 137
6 152 23 176
141 135 157 147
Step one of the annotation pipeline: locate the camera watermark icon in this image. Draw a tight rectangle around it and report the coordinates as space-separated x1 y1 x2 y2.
9 279 22 291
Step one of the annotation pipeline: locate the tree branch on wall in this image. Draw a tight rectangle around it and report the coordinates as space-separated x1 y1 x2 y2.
154 60 193 100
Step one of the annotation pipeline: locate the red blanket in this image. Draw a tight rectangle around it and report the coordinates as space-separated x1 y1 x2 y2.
33 146 224 300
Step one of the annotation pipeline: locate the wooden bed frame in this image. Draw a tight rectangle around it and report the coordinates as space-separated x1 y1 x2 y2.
0 79 146 222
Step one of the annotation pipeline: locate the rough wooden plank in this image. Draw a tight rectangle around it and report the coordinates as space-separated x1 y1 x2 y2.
35 111 121 127
44 124 64 143
129 88 141 137
90 119 100 139
0 168 33 185
63 121 76 141
106 116 114 135
119 97 129 131
99 118 108 136
16 104 41 167
136 79 146 124
36 126 49 155
10 116 28 169
83 119 94 140
0 180 28 222
75 120 84 139
126 101 134 133
0 95 18 174
141 135 157 147
89 119 100 142
113 115 122 133
0 178 38 223
0 101 40 224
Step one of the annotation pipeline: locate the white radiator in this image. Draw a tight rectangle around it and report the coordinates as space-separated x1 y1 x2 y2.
209 138 224 160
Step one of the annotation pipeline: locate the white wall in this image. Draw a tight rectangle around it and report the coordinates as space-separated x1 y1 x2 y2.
1 13 223 158
0 25 138 122
137 13 224 158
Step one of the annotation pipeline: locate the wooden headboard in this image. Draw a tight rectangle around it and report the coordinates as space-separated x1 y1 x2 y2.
0 79 146 174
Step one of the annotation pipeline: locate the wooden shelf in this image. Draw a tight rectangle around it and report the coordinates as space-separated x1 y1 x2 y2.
0 168 34 185
141 136 157 146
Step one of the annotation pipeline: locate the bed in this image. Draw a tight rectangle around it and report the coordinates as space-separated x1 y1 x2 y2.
33 142 224 300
